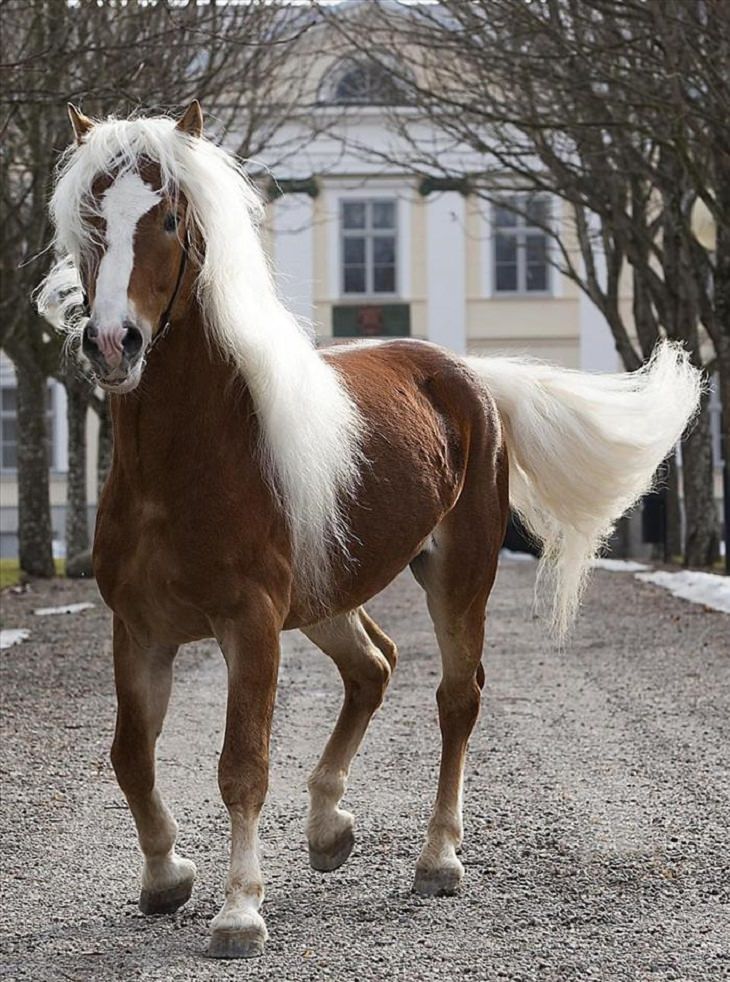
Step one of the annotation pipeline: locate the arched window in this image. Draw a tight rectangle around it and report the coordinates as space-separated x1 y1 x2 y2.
320 57 407 107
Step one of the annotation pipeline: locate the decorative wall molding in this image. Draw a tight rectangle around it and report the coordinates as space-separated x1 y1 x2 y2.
267 177 320 201
418 176 471 197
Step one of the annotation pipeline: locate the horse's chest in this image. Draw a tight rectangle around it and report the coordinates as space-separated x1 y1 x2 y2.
93 474 288 642
94 495 214 642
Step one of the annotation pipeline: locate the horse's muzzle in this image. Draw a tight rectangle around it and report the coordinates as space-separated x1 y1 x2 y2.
82 319 146 391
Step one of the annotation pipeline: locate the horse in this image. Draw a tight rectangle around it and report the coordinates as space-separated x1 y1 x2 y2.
37 100 701 959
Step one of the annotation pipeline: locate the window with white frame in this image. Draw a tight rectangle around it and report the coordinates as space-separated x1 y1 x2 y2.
0 383 57 472
493 195 551 294
341 199 397 296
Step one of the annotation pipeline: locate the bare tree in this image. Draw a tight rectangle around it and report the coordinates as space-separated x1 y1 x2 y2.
1 0 316 575
324 0 725 566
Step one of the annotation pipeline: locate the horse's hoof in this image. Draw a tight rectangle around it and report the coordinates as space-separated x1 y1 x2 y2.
139 854 196 915
207 930 265 959
413 862 463 898
139 877 194 915
208 906 267 959
309 826 355 872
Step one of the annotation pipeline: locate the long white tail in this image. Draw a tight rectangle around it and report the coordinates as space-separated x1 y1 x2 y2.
466 343 703 637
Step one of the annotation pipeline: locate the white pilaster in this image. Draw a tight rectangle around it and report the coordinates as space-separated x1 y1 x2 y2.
580 291 620 372
579 210 620 372
426 192 466 354
272 194 315 326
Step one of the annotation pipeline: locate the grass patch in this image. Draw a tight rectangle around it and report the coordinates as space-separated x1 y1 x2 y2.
0 558 65 589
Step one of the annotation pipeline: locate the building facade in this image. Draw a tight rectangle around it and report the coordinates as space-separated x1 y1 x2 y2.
5 9 717 556
269 176 617 369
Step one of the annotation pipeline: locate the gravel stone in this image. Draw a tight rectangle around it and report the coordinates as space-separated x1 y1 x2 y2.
1 562 728 981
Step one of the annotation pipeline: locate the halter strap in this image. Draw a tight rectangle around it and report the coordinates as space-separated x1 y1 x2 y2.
148 236 188 352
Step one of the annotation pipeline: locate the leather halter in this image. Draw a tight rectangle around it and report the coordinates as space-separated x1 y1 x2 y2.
81 233 188 350
147 235 189 352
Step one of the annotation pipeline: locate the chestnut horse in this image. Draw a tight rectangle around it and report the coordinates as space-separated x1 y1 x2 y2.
37 101 700 958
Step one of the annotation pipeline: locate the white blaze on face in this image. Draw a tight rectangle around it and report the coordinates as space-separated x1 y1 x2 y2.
93 172 161 366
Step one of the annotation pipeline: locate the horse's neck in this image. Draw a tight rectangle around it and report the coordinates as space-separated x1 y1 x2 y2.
110 305 248 490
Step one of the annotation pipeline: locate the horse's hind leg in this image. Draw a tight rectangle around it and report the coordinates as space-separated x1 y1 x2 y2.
410 457 508 897
303 607 397 871
110 617 196 914
412 592 488 896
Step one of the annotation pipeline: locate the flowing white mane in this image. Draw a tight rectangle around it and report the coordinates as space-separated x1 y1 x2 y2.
37 114 364 607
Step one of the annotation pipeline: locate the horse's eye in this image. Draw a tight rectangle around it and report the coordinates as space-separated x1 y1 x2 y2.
164 213 178 233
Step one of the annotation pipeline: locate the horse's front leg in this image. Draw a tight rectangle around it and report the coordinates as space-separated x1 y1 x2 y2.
110 616 196 914
208 604 281 959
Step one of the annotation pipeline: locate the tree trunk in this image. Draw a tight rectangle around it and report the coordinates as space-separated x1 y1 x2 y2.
664 452 682 563
682 394 719 567
715 340 730 574
65 379 89 560
712 159 730 572
96 395 112 498
656 168 717 567
15 359 55 577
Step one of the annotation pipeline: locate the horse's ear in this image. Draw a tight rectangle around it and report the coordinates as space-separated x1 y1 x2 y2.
176 100 203 139
68 103 93 144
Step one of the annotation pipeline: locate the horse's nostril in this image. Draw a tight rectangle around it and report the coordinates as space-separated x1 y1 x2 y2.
123 325 143 358
82 321 99 354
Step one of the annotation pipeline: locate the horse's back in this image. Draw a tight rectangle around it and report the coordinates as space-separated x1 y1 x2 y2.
324 339 501 476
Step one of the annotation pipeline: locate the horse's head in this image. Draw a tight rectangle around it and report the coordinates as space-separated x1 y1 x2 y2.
67 102 202 393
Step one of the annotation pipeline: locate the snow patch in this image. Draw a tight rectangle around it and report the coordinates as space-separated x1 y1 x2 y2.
500 549 537 562
33 602 95 617
1 629 30 650
635 570 730 615
592 558 651 573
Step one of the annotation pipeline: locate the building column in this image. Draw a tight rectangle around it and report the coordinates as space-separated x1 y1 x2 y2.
579 292 620 372
426 191 466 354
578 211 619 372
272 193 315 327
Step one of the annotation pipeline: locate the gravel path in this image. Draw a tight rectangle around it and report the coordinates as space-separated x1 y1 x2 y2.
1 560 728 981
